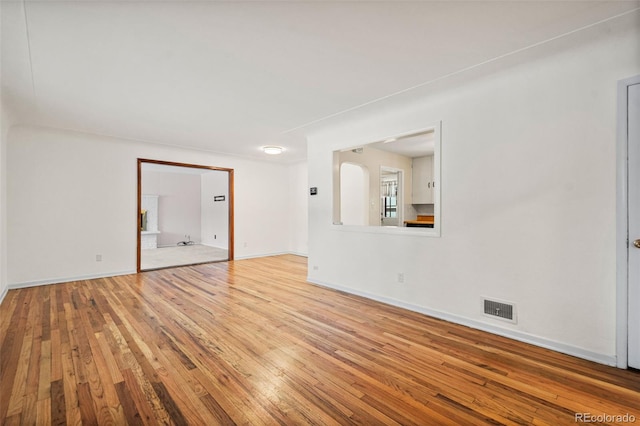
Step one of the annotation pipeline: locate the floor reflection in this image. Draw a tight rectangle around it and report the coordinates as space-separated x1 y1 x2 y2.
141 244 228 270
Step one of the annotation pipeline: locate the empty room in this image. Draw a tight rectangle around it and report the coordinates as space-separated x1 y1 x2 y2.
1 1 639 425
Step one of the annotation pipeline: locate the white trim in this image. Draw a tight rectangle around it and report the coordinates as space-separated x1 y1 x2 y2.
432 121 442 237
308 278 617 367
200 242 229 250
0 286 8 306
8 270 136 290
332 121 442 237
616 74 640 369
330 224 438 237
234 251 296 260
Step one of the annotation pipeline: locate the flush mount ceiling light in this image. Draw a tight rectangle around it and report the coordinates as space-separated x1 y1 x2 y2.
263 146 284 155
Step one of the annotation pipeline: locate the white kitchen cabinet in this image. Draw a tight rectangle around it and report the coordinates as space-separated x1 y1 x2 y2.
412 155 434 204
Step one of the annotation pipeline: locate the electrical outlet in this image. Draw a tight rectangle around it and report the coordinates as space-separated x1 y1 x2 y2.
243 242 248 248
214 234 217 239
96 254 102 262
313 265 319 271
397 273 404 283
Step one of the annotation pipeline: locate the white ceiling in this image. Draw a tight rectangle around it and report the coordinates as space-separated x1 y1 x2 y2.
369 130 435 158
2 1 638 163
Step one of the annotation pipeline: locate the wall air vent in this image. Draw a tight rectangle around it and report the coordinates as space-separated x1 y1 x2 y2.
483 298 517 323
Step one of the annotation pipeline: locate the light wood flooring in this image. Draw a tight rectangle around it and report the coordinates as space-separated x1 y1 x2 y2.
1 254 639 425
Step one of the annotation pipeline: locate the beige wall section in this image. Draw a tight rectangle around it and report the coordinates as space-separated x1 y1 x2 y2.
338 146 413 226
307 11 640 364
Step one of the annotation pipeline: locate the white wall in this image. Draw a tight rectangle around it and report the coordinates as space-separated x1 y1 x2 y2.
142 170 201 246
307 12 640 365
288 161 308 256
7 126 296 286
201 170 229 249
0 103 10 303
0 4 8 304
340 163 367 226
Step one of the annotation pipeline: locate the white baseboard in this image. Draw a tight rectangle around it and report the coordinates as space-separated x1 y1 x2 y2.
235 251 290 260
0 285 8 306
200 242 228 250
307 278 617 367
8 270 137 290
288 251 308 257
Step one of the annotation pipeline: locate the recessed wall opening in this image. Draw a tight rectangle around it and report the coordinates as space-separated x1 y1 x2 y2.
332 124 441 235
137 159 234 272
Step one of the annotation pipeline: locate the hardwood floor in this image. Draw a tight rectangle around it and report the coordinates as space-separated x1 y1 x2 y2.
1 255 639 425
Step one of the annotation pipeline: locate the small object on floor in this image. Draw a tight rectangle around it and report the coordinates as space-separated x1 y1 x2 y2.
178 234 195 246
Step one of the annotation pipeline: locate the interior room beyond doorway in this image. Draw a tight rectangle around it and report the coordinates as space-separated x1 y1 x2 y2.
137 159 234 271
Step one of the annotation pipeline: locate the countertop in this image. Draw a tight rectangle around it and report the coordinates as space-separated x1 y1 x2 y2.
404 215 434 226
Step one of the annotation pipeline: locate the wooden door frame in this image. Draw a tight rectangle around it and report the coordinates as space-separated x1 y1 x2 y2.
137 158 234 272
616 74 640 369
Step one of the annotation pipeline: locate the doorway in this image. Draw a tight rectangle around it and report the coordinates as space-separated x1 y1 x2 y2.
380 167 402 227
617 75 640 369
137 159 234 272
